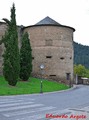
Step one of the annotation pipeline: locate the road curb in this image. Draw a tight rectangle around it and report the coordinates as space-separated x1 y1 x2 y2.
0 85 78 97
26 85 77 96
39 84 78 95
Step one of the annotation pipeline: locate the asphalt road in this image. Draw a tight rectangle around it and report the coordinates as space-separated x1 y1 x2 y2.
0 85 89 120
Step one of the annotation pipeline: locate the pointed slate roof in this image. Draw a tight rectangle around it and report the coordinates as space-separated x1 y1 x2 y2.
23 16 75 32
35 16 61 25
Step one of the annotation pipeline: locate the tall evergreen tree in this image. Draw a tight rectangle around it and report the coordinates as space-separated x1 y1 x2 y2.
2 3 20 86
20 32 32 81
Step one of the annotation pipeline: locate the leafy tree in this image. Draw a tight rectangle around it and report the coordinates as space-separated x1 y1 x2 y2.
74 64 86 77
20 32 32 81
2 3 20 86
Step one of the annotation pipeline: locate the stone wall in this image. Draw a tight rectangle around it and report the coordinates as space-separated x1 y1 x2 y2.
0 23 7 74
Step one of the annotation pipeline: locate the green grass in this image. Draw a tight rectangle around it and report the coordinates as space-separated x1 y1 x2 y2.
0 76 69 95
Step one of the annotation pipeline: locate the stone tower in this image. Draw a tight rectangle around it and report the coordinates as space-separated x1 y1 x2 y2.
0 16 75 85
23 16 75 84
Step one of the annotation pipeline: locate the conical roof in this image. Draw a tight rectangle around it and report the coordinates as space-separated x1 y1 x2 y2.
35 16 61 25
23 16 75 32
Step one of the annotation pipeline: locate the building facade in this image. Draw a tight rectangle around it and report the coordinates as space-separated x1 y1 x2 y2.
0 17 75 85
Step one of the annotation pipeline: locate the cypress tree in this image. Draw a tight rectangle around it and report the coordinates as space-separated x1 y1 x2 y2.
2 4 20 86
20 32 32 81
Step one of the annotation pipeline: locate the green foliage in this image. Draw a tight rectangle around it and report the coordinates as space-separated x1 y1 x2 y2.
2 4 20 86
74 42 89 68
74 64 87 77
20 32 32 81
84 69 89 78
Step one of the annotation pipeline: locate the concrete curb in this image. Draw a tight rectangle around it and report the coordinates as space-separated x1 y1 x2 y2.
0 85 78 98
38 84 78 95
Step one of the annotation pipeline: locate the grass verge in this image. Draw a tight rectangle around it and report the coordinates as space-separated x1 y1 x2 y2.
0 76 69 95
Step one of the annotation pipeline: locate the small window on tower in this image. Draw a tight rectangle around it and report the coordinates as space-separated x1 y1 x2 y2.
50 75 56 77
60 57 64 60
46 56 52 58
32 57 34 60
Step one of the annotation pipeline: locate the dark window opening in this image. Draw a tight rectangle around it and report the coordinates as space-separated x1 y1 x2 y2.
50 75 56 76
32 57 34 60
60 57 64 60
66 73 70 80
46 56 52 58
70 57 72 59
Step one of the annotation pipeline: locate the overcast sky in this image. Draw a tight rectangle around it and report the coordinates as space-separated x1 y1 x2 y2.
0 0 89 45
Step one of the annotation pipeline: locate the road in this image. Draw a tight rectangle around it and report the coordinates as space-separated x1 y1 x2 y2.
0 85 89 120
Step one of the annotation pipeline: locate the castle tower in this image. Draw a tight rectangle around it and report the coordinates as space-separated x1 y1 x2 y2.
23 16 75 84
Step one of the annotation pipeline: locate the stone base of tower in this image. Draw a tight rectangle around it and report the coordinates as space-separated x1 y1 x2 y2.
31 72 73 87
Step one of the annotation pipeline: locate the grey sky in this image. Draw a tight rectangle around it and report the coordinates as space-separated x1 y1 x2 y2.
0 0 89 45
